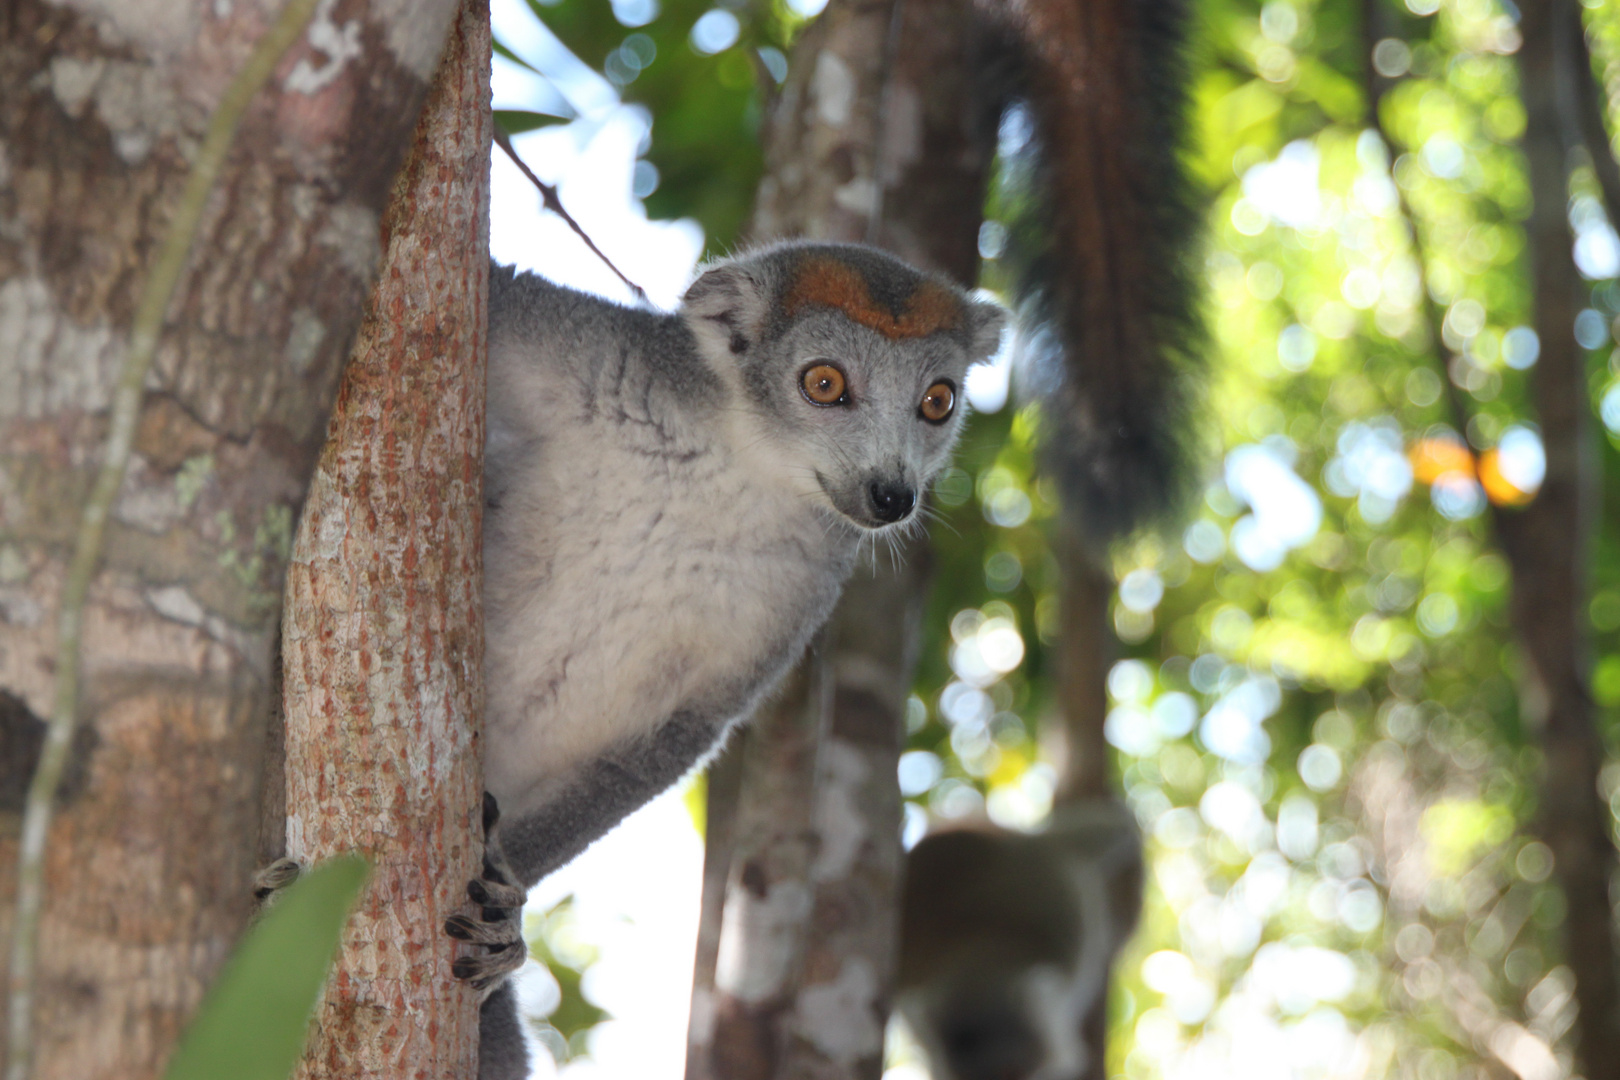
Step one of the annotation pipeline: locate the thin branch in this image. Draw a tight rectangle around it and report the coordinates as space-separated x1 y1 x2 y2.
4 1 323 1077
1572 7 1620 230
493 127 650 305
1361 0 1478 444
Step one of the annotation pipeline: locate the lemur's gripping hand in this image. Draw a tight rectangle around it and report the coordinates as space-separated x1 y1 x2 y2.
252 856 303 908
446 792 528 995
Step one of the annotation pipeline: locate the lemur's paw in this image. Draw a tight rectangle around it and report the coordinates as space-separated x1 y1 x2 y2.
447 793 527 994
253 857 303 906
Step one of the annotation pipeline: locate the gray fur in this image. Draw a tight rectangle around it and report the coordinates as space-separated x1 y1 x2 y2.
478 984 532 1080
469 242 1003 1076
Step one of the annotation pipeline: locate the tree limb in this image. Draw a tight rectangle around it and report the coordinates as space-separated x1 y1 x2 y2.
5 2 321 1075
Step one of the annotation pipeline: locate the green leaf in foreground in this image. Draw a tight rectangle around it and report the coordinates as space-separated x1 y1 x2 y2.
162 855 370 1080
494 109 572 136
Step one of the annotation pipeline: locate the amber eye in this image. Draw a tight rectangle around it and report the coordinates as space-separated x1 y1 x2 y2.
801 363 848 406
919 380 956 424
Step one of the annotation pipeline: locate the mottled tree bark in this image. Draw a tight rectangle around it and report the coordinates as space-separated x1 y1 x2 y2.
687 3 991 1077
1053 540 1115 804
1503 4 1620 1076
0 1 460 1077
1368 0 1620 1073
696 662 826 1080
278 1 490 1077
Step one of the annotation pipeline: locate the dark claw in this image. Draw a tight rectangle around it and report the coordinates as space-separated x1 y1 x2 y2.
445 915 475 940
453 957 479 980
468 879 490 904
483 791 500 833
481 855 512 886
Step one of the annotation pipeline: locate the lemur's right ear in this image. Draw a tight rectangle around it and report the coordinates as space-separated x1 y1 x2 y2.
681 263 772 359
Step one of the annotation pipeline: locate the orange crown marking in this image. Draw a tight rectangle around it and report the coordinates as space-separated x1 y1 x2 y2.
782 257 964 339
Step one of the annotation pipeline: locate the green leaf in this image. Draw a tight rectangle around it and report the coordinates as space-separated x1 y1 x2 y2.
492 35 544 75
495 109 574 136
162 856 371 1080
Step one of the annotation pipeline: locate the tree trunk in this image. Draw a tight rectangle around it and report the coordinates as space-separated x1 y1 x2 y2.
1504 4 1620 1076
277 1 490 1076
696 661 827 1080
1053 538 1115 804
1371 1 1620 1073
0 0 460 1076
687 3 991 1077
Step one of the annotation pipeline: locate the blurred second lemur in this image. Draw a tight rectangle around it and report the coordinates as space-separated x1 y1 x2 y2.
897 802 1143 1080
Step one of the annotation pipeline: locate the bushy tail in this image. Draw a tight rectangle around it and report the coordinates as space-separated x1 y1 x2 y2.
975 0 1205 548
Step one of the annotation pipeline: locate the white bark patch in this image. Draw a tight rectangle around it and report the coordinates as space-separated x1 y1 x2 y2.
317 202 383 279
371 0 459 80
285 0 363 95
50 57 106 117
286 810 308 859
145 584 208 626
811 51 855 128
688 987 717 1046
284 307 327 370
0 585 44 628
52 0 200 58
791 957 882 1062
811 738 869 882
144 584 260 663
714 878 813 1004
94 59 187 165
51 58 188 165
114 456 186 533
0 276 124 420
832 178 878 217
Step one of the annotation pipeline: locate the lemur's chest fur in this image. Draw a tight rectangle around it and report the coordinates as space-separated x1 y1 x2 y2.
480 312 854 818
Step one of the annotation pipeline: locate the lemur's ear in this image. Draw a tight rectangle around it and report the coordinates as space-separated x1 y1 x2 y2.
682 263 772 358
967 299 1008 362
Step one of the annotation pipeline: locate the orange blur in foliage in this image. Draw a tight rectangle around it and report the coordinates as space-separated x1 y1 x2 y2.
1408 437 1535 507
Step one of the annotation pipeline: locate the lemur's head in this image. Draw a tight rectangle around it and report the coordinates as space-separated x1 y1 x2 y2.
681 242 1005 531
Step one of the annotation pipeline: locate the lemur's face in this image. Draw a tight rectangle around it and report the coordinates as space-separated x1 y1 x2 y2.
683 245 1005 532
761 310 975 529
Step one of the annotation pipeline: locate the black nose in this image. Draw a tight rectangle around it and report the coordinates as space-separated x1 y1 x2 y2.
868 480 916 523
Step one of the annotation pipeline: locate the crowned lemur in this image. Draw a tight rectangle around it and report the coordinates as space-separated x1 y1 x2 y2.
895 803 1144 1080
433 241 1004 1078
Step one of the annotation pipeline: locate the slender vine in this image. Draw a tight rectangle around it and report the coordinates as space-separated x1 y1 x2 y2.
493 126 650 304
5 1 322 1076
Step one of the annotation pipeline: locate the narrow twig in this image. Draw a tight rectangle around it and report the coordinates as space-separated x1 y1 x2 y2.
1571 7 1620 230
493 127 650 305
1361 0 1478 442
4 2 322 1077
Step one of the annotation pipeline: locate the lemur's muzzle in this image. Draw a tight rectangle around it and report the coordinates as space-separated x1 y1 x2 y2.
868 480 916 524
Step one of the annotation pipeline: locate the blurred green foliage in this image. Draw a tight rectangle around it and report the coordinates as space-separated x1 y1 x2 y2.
522 896 610 1063
162 857 369 1080
501 0 1620 1076
503 0 813 251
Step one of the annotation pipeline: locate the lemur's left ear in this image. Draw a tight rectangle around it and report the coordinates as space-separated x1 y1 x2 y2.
682 262 772 358
967 299 1008 362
